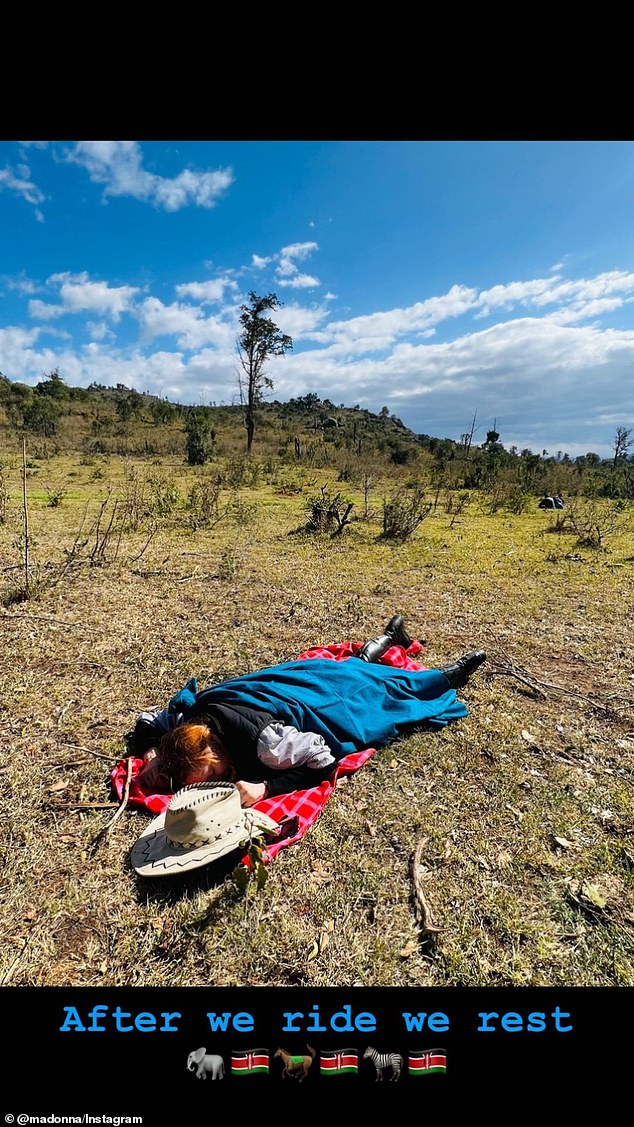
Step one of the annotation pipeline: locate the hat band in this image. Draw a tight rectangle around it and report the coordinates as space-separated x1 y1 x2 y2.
166 823 241 851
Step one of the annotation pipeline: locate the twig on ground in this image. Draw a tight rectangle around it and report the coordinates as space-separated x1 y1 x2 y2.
88 756 134 853
487 656 633 717
46 801 119 809
50 661 109 670
486 659 548 699
0 611 105 631
410 840 443 935
60 743 114 762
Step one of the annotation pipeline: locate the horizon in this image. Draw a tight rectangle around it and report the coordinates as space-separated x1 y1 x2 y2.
2 140 634 459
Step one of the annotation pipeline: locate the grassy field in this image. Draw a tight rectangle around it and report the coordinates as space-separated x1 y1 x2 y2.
1 450 633 987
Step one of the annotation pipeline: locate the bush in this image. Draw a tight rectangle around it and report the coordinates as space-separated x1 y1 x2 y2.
185 413 216 465
224 456 262 489
22 397 60 437
226 498 259 527
304 485 354 537
146 471 181 518
563 498 629 548
382 488 432 541
186 475 223 530
45 486 67 508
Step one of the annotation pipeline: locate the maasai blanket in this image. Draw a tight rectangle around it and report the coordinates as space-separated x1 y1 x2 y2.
111 639 448 863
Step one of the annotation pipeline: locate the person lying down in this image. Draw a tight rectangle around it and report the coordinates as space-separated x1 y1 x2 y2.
128 615 486 808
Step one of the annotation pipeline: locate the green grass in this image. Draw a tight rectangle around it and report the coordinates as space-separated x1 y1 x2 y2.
0 451 633 987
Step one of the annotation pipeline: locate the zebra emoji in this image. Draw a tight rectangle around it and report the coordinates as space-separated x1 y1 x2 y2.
363 1046 403 1081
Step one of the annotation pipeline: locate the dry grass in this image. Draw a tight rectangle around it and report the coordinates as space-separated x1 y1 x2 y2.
1 451 633 987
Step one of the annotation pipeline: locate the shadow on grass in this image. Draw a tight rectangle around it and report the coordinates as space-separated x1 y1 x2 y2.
127 845 246 911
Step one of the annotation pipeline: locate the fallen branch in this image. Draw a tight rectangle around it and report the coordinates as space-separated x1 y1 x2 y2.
60 744 115 762
487 656 632 716
88 756 134 853
488 663 548 700
410 840 443 934
46 801 119 809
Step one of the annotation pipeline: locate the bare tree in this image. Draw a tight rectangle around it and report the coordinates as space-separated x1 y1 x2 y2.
460 408 479 459
237 292 292 455
613 425 633 468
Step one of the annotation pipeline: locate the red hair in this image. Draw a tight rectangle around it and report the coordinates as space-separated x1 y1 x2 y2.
156 723 236 791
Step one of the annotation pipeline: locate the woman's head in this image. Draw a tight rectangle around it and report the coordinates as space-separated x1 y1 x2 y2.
156 723 236 791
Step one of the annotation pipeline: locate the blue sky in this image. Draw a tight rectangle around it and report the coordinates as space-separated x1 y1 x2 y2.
1 139 633 457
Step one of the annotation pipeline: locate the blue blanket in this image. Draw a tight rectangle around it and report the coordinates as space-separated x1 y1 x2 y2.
189 658 467 761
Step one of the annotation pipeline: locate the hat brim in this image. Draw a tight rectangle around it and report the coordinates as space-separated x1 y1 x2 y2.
131 807 279 878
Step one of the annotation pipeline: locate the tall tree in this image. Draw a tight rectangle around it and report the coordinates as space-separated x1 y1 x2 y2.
613 425 633 468
237 291 292 454
185 410 216 465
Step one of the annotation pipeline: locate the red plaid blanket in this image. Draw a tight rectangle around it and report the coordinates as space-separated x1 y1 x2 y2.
111 638 426 862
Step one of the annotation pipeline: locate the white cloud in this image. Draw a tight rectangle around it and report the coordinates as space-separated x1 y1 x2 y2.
476 277 559 317
37 326 72 340
267 302 330 340
28 300 64 320
277 241 317 273
28 272 139 322
260 312 634 455
545 297 626 325
532 270 634 307
0 324 41 358
251 254 271 270
4 273 38 294
278 241 319 267
278 272 320 289
66 141 234 211
135 297 234 351
477 270 634 319
321 285 478 355
175 278 238 303
4 261 634 457
276 241 320 286
0 163 45 212
86 320 113 341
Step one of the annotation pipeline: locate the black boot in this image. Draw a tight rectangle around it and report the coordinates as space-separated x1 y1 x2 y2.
355 615 414 662
384 615 413 649
439 650 486 688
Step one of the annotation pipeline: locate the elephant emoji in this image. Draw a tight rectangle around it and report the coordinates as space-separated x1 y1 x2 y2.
187 1048 225 1079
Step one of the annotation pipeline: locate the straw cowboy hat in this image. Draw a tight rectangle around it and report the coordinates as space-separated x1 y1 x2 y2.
131 782 279 877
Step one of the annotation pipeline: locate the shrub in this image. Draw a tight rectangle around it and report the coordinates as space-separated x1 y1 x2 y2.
224 456 262 489
564 498 629 548
45 486 67 508
227 498 259 527
186 476 223 530
304 485 354 537
381 488 432 541
185 412 216 465
146 471 181 518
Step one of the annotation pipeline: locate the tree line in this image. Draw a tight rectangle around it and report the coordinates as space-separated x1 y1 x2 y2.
0 291 632 500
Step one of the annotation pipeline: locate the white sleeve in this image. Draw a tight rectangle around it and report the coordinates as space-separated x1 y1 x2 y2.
256 723 335 771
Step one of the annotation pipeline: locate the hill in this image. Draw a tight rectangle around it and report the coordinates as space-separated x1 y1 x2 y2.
0 373 423 467
1 371 632 502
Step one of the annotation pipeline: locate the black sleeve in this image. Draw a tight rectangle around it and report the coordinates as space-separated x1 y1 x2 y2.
126 716 165 756
186 701 335 795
